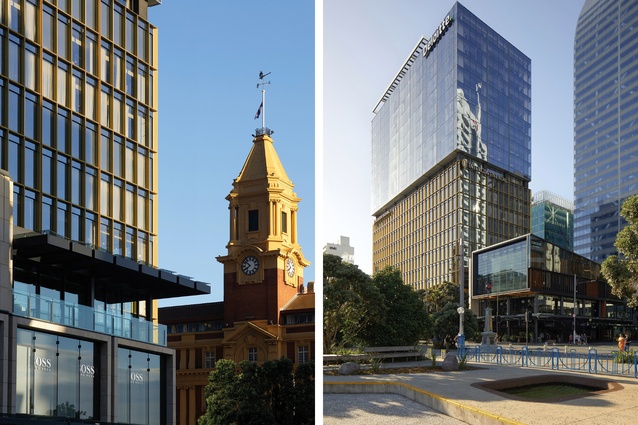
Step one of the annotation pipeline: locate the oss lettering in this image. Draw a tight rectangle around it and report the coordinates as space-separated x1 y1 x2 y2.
131 372 145 383
34 356 52 369
80 364 95 376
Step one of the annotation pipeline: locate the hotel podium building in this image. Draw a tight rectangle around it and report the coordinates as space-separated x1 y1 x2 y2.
471 234 634 343
0 1 210 424
372 2 532 292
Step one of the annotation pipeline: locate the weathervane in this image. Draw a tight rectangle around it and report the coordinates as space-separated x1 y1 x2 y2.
254 71 271 134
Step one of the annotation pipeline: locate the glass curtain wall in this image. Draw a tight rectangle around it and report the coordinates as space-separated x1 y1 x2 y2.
16 329 96 419
0 0 156 265
371 3 531 291
117 347 161 425
573 0 638 261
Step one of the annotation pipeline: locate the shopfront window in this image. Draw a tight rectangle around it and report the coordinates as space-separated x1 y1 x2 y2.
537 295 560 315
117 348 161 425
607 303 634 321
16 329 96 419
510 297 534 316
475 239 528 295
563 299 575 316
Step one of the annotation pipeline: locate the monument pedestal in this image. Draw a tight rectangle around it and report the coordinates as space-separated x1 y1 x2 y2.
480 307 498 351
481 331 497 346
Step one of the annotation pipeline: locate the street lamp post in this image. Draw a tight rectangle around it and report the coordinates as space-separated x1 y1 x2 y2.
525 309 529 346
457 233 465 348
457 306 465 338
573 274 577 345
496 292 499 337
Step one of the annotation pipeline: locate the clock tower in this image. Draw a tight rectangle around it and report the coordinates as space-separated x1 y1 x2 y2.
217 128 310 325
161 81 314 417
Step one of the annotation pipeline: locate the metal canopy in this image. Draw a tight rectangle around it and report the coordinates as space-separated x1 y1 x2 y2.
12 233 210 302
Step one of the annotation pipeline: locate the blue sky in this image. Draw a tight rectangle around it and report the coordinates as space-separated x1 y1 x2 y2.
324 0 585 275
149 1 315 305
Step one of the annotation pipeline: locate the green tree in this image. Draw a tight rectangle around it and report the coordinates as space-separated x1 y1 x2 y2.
422 281 461 313
432 302 479 348
198 358 314 425
323 254 384 352
360 266 433 346
292 361 315 424
259 358 294 423
602 195 638 307
199 359 241 425
234 361 275 424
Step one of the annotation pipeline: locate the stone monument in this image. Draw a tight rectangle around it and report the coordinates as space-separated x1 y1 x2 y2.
481 307 497 348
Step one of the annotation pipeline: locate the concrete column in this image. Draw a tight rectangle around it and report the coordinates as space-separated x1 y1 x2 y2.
0 170 13 315
102 338 115 422
188 348 195 370
0 314 9 415
188 387 196 425
0 171 13 415
179 349 186 370
275 201 280 236
291 208 298 244
269 201 277 237
230 205 239 242
179 387 187 425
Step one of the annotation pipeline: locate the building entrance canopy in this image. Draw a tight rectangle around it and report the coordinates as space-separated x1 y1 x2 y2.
13 232 210 302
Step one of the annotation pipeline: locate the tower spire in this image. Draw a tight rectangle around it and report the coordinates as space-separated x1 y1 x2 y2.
255 71 272 136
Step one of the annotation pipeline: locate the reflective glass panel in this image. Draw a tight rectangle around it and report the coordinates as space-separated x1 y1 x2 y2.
58 16 69 60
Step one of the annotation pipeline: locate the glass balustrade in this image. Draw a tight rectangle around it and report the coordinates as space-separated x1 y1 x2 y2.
12 289 166 346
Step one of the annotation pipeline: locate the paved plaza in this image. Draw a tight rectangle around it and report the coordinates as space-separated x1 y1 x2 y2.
323 344 638 424
324 393 466 425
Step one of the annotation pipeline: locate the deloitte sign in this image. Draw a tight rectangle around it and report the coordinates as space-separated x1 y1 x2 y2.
423 15 453 58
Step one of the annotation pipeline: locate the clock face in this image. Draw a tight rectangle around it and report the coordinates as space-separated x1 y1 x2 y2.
286 258 296 277
241 256 259 275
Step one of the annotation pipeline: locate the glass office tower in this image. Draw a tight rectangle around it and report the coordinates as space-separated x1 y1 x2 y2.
1 0 158 265
372 2 531 290
573 0 638 262
531 190 574 251
0 2 209 424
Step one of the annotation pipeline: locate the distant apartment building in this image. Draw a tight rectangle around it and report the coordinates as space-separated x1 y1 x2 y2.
573 0 638 262
531 191 574 251
323 235 354 264
372 2 531 291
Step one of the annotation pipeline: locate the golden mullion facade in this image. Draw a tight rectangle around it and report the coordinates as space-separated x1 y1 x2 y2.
373 157 531 292
1 0 158 267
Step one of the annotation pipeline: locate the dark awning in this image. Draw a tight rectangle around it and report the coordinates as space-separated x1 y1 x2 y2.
12 232 210 302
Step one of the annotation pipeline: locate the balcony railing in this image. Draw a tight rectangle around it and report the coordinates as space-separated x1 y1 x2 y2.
12 289 167 346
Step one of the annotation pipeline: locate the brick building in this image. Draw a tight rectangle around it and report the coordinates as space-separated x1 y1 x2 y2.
158 128 314 425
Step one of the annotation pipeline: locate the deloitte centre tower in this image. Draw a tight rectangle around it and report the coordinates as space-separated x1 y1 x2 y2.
371 2 532 293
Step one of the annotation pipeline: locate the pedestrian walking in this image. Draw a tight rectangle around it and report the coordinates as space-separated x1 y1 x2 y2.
618 333 626 351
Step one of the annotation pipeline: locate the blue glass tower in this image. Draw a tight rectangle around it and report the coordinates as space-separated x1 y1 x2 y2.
531 191 574 252
372 2 531 290
573 0 638 262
